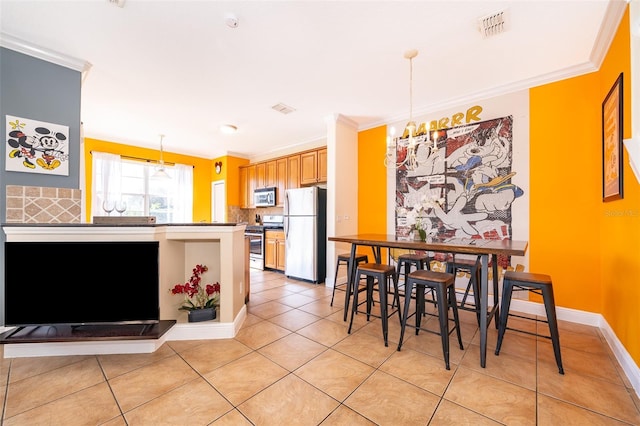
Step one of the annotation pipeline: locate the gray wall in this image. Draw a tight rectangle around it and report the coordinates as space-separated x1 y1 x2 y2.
0 47 82 325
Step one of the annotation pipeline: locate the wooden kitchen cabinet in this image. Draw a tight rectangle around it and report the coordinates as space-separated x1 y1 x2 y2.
264 230 285 271
276 158 287 206
255 162 266 188
265 160 277 188
287 154 300 190
317 148 327 182
300 148 327 185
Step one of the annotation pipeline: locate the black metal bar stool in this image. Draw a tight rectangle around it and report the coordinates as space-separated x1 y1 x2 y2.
347 263 402 347
446 255 482 324
397 270 464 370
394 252 432 308
331 252 369 313
495 271 564 374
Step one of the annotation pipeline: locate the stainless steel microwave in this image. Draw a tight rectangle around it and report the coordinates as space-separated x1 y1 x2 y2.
254 187 276 207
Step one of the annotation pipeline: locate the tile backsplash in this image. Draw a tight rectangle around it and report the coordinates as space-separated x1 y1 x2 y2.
6 185 81 223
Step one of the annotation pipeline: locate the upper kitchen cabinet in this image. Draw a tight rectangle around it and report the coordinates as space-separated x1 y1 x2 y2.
276 158 287 206
239 164 257 208
265 160 277 188
287 154 300 191
255 162 266 188
300 148 327 185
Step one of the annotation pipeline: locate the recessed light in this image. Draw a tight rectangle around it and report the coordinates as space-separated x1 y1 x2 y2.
220 124 238 134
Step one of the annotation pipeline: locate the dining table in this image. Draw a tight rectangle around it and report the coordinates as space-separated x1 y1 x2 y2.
328 233 528 368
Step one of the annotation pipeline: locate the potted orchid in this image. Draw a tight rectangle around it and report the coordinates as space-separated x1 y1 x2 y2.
170 264 220 322
399 192 445 241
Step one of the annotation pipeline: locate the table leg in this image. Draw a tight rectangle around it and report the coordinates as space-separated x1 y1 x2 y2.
372 246 381 264
492 254 500 328
344 244 358 322
480 253 489 368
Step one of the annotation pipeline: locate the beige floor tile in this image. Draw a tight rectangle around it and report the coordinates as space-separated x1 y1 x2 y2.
538 363 640 424
430 399 502 425
557 328 610 356
4 382 120 426
299 285 334 300
0 357 10 386
483 326 537 360
180 338 253 374
332 329 396 368
557 319 601 337
537 340 623 385
124 377 233 425
379 348 455 396
278 292 319 308
245 293 270 306
296 318 350 347
211 409 254 425
295 349 375 401
298 297 343 317
247 300 293 319
397 322 466 366
320 404 377 425
9 354 92 382
234 320 291 350
255 287 296 300
101 415 128 426
205 352 288 406
166 338 208 353
461 342 537 390
537 394 630 425
109 355 200 412
344 370 440 425
444 367 536 425
238 374 339 425
98 343 176 379
5 357 105 418
258 333 327 371
267 308 321 331
239 312 264 328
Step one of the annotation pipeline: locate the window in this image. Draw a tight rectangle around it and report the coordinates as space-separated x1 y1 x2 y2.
92 152 193 223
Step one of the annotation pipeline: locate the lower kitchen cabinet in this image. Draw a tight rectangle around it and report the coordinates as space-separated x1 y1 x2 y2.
264 230 286 271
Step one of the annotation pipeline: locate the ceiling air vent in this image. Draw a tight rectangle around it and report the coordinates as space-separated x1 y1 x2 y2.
478 9 508 39
271 103 296 115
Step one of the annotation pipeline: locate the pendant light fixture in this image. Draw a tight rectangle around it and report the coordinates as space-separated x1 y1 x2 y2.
385 49 439 170
152 134 171 179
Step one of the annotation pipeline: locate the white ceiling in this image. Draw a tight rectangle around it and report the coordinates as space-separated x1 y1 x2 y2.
0 0 627 160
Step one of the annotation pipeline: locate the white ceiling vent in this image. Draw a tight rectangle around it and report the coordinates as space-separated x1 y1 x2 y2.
107 0 126 8
271 103 296 115
478 9 509 39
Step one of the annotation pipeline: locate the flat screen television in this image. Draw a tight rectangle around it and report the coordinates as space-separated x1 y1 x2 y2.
4 241 160 327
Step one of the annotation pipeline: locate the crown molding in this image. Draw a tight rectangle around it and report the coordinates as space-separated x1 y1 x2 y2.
590 0 629 68
0 32 92 76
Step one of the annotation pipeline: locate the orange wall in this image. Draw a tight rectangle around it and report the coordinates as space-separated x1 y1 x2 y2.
358 126 388 234
531 7 639 366
83 138 213 223
596 8 640 366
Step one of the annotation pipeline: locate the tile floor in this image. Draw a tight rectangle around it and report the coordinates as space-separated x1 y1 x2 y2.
1 269 639 425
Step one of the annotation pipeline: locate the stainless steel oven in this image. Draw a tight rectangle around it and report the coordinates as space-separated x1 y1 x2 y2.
245 228 265 270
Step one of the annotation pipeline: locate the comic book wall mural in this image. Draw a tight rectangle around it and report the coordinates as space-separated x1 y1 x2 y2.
5 115 70 176
395 115 522 266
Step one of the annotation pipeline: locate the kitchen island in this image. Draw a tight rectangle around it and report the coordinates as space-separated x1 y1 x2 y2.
1 223 248 357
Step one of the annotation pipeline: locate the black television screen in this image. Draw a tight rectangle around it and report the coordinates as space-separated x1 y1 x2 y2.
4 241 160 327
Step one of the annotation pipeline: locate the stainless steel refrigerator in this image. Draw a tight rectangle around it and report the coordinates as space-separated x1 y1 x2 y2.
284 186 327 283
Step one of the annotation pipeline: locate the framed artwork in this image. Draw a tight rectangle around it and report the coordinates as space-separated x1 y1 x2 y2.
5 115 69 176
602 73 623 202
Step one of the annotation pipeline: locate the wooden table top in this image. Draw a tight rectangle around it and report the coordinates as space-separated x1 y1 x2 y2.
328 233 528 257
